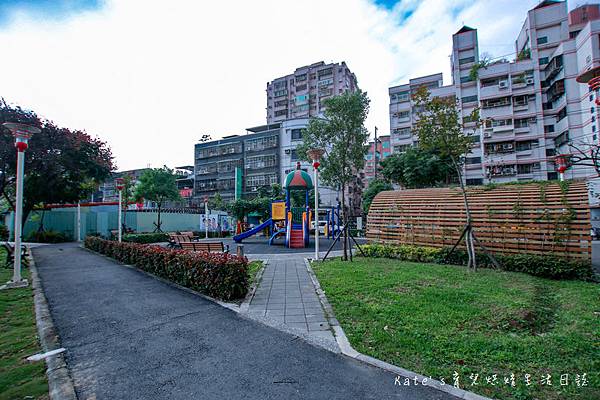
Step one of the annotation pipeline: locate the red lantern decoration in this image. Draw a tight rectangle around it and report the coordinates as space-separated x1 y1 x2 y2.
312 161 320 169
15 141 28 152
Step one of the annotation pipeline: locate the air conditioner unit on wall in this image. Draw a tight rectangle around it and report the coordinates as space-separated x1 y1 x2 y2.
498 80 509 89
285 149 291 154
526 78 534 85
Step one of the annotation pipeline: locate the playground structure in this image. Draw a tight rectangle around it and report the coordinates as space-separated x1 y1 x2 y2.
233 162 314 248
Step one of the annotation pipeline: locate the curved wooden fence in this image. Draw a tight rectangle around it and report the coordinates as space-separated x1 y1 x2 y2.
367 181 591 260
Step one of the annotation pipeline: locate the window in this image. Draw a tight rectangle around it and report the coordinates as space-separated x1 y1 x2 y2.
461 95 478 104
393 127 411 136
468 134 481 143
393 144 411 153
590 94 594 102
296 84 307 91
274 110 287 117
465 157 481 165
245 155 276 170
537 36 548 45
274 99 287 107
554 131 569 147
514 118 529 128
296 74 307 82
546 148 556 157
556 107 567 122
466 178 483 186
391 91 410 102
481 96 510 108
547 172 558 180
592 107 595 114
513 95 529 107
516 140 537 151
396 111 410 120
274 89 287 97
460 76 473 83
539 57 549 65
459 56 475 65
290 129 303 140
290 149 298 161
544 124 555 133
245 135 278 151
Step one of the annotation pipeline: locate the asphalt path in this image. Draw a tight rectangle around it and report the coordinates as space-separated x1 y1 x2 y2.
33 243 456 400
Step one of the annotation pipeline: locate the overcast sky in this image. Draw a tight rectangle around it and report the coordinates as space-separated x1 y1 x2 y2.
0 0 589 170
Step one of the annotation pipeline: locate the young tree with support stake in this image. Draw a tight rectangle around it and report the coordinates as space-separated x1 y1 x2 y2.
298 91 370 261
134 166 180 232
412 86 498 270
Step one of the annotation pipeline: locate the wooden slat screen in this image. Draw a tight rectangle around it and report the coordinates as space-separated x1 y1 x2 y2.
367 182 591 260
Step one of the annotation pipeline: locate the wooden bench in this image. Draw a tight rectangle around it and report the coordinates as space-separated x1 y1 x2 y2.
2 242 29 268
168 233 194 248
180 241 228 253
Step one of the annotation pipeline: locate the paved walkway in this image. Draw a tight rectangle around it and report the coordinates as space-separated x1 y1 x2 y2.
32 243 454 400
245 257 331 336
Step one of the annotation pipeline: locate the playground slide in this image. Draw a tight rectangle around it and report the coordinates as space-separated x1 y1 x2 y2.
233 219 273 243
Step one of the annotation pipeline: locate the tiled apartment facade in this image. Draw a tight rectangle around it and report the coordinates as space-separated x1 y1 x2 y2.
389 1 600 185
266 61 359 124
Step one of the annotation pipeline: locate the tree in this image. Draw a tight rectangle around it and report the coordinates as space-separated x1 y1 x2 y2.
134 166 180 232
119 174 137 231
362 179 393 214
208 192 224 211
380 147 457 188
298 91 370 260
563 142 600 176
0 99 114 227
412 86 488 270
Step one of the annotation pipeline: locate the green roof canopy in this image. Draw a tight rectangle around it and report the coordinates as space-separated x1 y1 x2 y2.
284 162 313 190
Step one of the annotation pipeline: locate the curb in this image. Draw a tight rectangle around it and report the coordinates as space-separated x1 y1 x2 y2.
304 258 493 400
239 259 268 313
29 248 78 400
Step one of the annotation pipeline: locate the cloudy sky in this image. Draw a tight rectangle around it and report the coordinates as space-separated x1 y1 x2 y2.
0 0 586 170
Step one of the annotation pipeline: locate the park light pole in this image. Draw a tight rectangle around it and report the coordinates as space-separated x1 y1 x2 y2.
115 178 124 242
307 148 325 261
2 122 40 289
556 154 569 182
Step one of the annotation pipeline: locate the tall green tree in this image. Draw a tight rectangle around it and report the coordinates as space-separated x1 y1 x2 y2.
298 90 370 260
134 166 180 232
412 86 484 270
380 147 457 188
361 179 393 214
0 99 114 227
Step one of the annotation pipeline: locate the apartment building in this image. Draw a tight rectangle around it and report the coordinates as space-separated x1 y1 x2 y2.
363 135 391 187
389 0 600 184
266 61 359 124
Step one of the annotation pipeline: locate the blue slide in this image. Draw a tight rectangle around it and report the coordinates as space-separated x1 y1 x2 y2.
233 219 273 243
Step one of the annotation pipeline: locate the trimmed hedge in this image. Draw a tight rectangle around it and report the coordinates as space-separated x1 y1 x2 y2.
85 236 249 300
25 230 70 243
122 233 169 244
362 243 595 281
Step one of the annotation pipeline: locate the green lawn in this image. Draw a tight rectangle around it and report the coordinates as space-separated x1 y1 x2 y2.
0 248 48 400
247 260 264 287
313 257 599 400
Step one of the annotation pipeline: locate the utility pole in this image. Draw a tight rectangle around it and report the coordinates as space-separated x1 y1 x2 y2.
373 126 378 181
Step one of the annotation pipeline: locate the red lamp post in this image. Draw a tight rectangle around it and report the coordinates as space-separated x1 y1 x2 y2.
1 122 41 289
115 178 125 242
556 154 570 182
307 148 325 260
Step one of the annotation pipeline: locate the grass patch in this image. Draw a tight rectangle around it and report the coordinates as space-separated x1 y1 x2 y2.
0 248 48 399
247 260 264 287
313 257 600 400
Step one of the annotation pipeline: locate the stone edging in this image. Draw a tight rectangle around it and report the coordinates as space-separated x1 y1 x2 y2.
303 258 493 400
29 248 78 400
239 259 268 313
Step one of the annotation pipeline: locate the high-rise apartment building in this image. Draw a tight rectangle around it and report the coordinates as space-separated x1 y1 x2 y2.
266 61 359 124
389 0 600 184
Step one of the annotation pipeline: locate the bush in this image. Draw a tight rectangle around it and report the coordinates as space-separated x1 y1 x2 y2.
362 243 595 281
84 236 249 300
0 224 8 241
25 230 70 243
122 233 169 244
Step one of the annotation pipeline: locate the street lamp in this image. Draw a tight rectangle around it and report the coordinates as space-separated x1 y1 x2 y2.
204 195 209 239
2 122 40 289
556 154 570 182
307 148 325 261
115 177 125 242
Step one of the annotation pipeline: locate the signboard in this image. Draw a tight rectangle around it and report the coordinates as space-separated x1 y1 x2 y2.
271 201 286 221
235 167 243 200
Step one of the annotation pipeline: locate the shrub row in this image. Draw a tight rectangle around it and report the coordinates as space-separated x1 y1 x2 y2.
362 243 595 281
25 230 70 243
122 232 170 244
85 236 249 300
